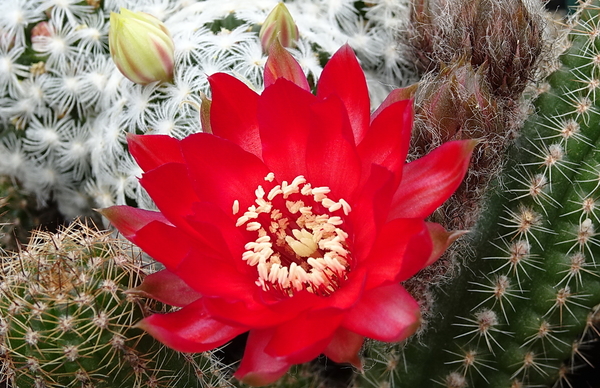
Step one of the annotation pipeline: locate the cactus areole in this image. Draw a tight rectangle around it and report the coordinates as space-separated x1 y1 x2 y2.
101 44 474 386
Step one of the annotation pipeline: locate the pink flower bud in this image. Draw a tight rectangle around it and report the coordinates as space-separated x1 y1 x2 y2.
109 8 175 85
259 3 299 52
31 22 52 52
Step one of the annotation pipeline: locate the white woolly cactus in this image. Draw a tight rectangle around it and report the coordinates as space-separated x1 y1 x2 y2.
0 0 416 219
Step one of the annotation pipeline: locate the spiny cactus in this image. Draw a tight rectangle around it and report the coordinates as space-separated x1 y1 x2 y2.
359 1 600 387
0 218 232 388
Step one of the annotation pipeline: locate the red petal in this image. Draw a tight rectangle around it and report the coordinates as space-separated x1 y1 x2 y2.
361 218 429 289
317 44 370 144
274 336 332 365
209 73 262 157
423 223 467 268
323 327 364 368
266 310 342 360
132 218 195 270
128 269 201 307
388 139 476 220
312 267 366 312
101 206 196 270
128 186 247 273
264 40 310 91
203 297 300 328
258 78 316 179
205 286 328 328
349 165 395 261
235 329 292 386
358 100 413 185
394 221 433 282
370 87 417 123
138 299 246 353
99 205 170 238
124 209 254 301
127 133 184 172
306 96 361 200
174 246 257 301
102 207 206 273
139 162 205 239
180 133 271 215
188 201 249 270
261 290 332 317
141 166 248 260
342 283 421 342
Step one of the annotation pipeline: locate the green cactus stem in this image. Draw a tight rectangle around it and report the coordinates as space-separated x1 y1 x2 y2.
359 2 600 387
0 219 232 388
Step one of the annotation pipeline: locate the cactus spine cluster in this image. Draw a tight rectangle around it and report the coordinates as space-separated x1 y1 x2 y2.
0 219 231 388
359 1 600 387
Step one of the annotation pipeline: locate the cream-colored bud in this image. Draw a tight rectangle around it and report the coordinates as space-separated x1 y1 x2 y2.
109 8 175 85
259 3 299 52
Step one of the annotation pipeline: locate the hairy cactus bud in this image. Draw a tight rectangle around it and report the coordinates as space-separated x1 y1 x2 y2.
408 0 445 72
109 8 175 85
411 59 505 232
406 0 546 234
468 0 544 98
407 0 544 99
413 59 500 150
259 3 299 52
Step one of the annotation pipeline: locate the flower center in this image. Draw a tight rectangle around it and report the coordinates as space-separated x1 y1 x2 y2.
233 173 352 297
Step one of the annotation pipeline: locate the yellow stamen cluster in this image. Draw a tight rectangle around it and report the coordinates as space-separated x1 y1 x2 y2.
234 173 352 297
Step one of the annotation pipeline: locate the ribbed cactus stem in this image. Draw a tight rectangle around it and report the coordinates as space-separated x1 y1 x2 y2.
0 219 232 388
360 1 600 387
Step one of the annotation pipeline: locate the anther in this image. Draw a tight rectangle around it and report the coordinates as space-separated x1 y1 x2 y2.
339 198 352 215
246 222 262 231
268 185 282 200
255 185 265 199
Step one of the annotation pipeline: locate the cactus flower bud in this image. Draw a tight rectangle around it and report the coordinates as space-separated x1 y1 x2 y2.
259 3 299 52
413 59 500 151
31 21 52 52
109 8 175 85
469 0 543 98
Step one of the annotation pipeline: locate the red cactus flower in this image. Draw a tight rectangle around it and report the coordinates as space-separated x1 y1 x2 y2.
101 43 475 386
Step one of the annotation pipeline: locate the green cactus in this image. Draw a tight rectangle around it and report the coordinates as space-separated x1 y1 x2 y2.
0 219 232 388
359 1 600 387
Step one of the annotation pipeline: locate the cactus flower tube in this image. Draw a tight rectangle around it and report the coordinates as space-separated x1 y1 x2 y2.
101 44 474 386
259 2 299 52
109 8 174 85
